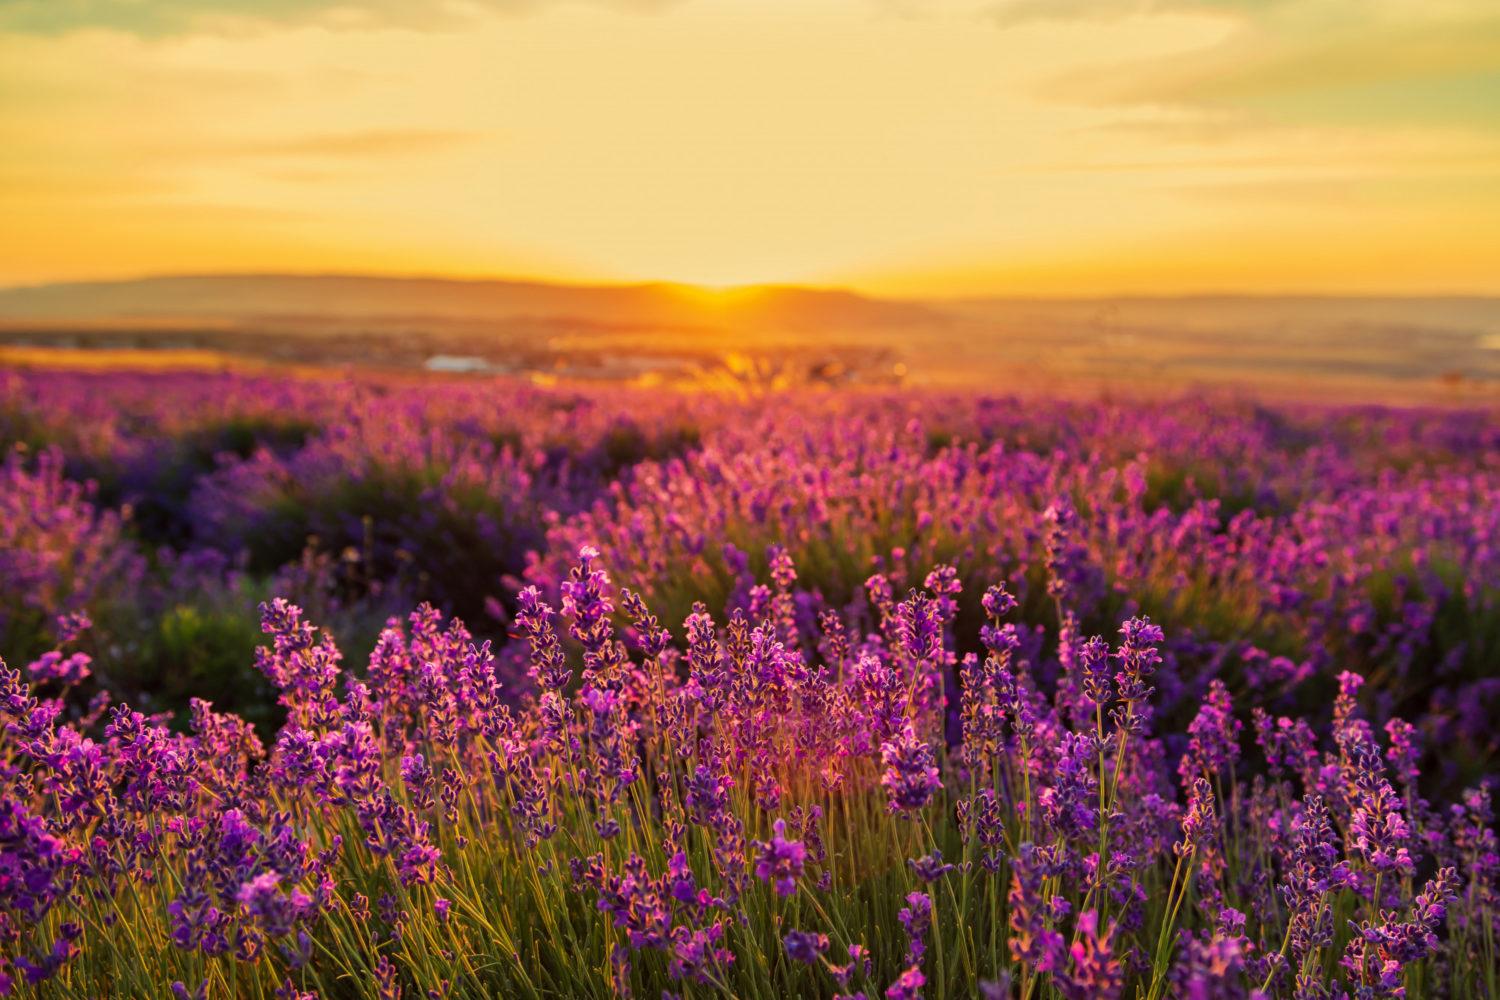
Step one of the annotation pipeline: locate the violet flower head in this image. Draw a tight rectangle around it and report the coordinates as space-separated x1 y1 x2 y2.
979 974 1014 1000
769 544 798 591
754 818 807 897
1076 634 1111 709
26 650 91 686
885 965 926 1000
1114 616 1164 706
784 929 829 965
1042 497 1081 601
1383 717 1421 789
515 586 571 691
967 787 1006 873
880 725 941 814
895 591 944 665
374 954 401 1000
1009 844 1065 974
684 754 734 826
1176 777 1217 859
1281 794 1356 962
1254 710 1318 782
1345 739 1415 877
670 920 733 985
866 574 895 619
620 587 671 660
237 872 314 939
560 545 613 625
1167 931 1262 1000
908 849 956 883
1411 867 1460 937
1040 730 1100 840
923 563 962 624
1060 910 1123 1000
982 581 1017 619
1340 867 1457 989
1181 679 1241 781
401 753 434 812
54 611 91 645
897 890 933 966
831 943 873 988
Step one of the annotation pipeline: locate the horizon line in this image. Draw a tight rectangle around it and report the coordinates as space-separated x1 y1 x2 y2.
4 268 1500 304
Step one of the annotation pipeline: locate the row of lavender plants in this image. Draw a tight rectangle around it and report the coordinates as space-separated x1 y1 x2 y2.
0 367 1497 996
0 371 714 719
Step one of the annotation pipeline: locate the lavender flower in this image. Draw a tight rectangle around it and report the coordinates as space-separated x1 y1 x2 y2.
908 850 956 883
885 965 926 1000
880 725 941 814
897 890 933 966
754 819 806 897
1181 679 1241 781
1345 739 1415 877
784 929 829 965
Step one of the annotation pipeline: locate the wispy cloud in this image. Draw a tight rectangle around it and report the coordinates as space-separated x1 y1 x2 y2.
988 0 1278 28
0 0 682 37
1020 1 1500 132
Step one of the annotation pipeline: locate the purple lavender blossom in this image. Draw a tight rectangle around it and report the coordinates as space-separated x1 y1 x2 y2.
784 929 829 964
897 890 933 966
880 725 942 813
754 819 807 897
885 965 926 1000
1181 679 1241 781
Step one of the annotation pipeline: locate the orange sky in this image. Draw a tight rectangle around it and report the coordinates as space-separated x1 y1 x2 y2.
2 0 1498 295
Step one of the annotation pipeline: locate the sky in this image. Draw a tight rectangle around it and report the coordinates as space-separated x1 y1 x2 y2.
1 0 1498 296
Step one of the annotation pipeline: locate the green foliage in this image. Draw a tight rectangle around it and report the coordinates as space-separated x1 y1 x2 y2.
134 601 279 727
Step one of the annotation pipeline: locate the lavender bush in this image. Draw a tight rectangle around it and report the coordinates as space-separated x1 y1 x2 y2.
0 368 1496 997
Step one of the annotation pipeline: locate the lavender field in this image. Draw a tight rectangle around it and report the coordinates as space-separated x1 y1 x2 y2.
1 367 1497 998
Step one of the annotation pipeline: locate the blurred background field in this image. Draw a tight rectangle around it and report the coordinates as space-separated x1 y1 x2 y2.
1 274 1497 403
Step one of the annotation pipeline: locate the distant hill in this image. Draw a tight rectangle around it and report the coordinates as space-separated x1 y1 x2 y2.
0 273 946 335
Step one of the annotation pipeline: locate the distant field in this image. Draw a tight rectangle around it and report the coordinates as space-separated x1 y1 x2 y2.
1 275 1496 404
0 345 269 372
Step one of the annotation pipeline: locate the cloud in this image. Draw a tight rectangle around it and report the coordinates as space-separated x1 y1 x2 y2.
1057 20 1498 106
0 0 681 37
1018 0 1500 133
988 0 1273 28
